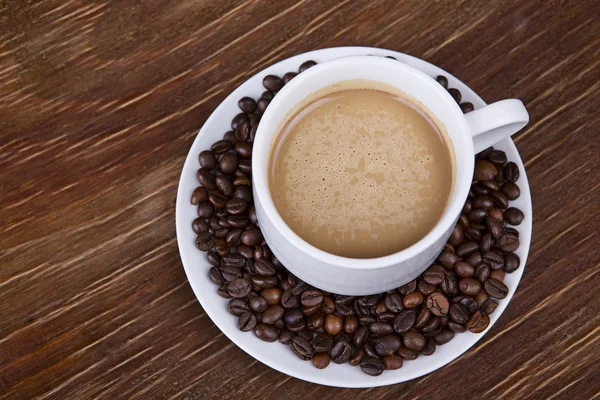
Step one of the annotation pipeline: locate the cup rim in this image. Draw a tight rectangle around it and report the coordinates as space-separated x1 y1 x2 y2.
253 55 474 270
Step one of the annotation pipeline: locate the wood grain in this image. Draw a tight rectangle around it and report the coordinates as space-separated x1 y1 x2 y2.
1 0 599 398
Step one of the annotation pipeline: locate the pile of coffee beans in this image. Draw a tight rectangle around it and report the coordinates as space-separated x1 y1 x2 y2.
190 57 524 376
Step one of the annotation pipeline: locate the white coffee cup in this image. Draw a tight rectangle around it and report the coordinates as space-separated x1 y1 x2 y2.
252 56 529 295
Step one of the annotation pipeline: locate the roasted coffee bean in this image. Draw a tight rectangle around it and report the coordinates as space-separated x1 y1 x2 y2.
463 252 482 268
231 113 248 131
233 186 253 202
361 356 384 376
215 176 234 197
283 72 297 84
423 265 446 285
472 196 494 210
459 278 482 296
192 218 209 234
434 329 454 345
505 207 524 226
375 300 389 316
262 304 285 324
482 298 499 315
487 150 507 165
254 259 276 277
449 303 469 324
456 241 479 257
197 199 216 218
474 159 498 181
320 297 335 314
421 315 441 334
222 130 235 144
383 293 404 312
449 225 465 246
254 323 278 342
484 278 509 299
491 190 509 209
455 261 475 278
393 310 416 333
503 161 520 183
238 159 252 175
476 291 489 308
482 251 503 270
324 314 343 335
403 331 426 351
331 339 352 364
466 311 490 333
221 266 242 282
398 347 419 360
497 233 520 252
312 333 334 353
278 328 294 345
398 280 417 295
214 240 229 257
261 90 275 101
238 96 257 113
502 182 520 200
455 295 478 314
418 338 436 356
459 214 469 229
256 97 270 114
436 75 449 88
191 187 209 205
486 216 503 239
207 250 221 267
359 315 376 325
418 280 436 296
263 75 283 92
312 352 331 369
214 228 229 239
209 216 221 231
218 153 238 175
348 348 365 367
211 140 232 154
369 322 394 336
249 295 269 313
415 308 431 329
448 88 462 103
437 250 458 269
234 143 252 160
469 209 488 223
248 205 258 225
218 284 231 298
198 150 217 170
474 263 491 283
209 267 225 285
196 232 215 251
289 336 314 360
209 191 228 208
228 278 251 298
224 229 241 247
448 321 467 333
427 292 449 316
375 335 402 356
460 102 474 113
465 227 482 241
252 276 278 289
241 228 263 246
236 311 256 332
280 289 299 309
490 269 505 281
440 271 459 296
298 60 317 72
301 290 324 307
227 216 249 228
353 326 370 348
504 252 520 273
403 292 424 308
306 313 323 331
261 287 282 305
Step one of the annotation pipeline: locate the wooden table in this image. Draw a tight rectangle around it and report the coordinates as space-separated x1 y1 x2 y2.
1 1 599 399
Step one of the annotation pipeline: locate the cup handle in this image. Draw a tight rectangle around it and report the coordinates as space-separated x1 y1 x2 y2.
465 99 530 153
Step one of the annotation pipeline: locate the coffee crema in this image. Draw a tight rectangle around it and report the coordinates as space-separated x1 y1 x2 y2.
269 81 454 258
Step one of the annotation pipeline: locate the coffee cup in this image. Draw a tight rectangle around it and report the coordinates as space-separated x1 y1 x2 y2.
252 56 529 295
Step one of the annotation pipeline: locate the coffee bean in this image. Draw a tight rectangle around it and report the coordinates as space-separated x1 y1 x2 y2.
403 331 426 351
262 304 285 324
469 209 488 224
301 290 324 307
224 229 241 247
312 333 333 353
384 293 404 313
505 207 524 226
455 261 475 278
418 338 436 356
252 276 278 289
254 259 276 277
353 326 370 348
426 292 449 316
415 308 431 329
217 153 238 175
369 322 394 336
448 321 466 333
482 298 499 315
436 75 449 89
217 284 231 298
241 228 263 246
459 278 482 296
449 225 465 246
211 140 232 154
361 356 384 376
196 232 215 251
237 311 257 332
474 263 491 283
261 287 282 305
320 297 335 314
474 159 498 181
374 335 402 357
231 113 249 131
263 75 283 92
207 250 221 267
331 340 353 364
460 102 474 113
398 347 419 360
214 240 229 257
484 278 509 299
349 349 365 366
289 335 314 360
279 289 298 310
485 216 503 239
433 329 454 345
487 150 507 165
283 72 297 84
228 278 251 298
197 168 217 190
437 250 459 269
299 60 317 73
306 313 323 331
501 182 520 201
209 267 225 285
278 329 294 345
440 271 459 296
456 241 479 257
491 190 509 209
472 196 494 210
490 269 505 282
497 233 520 252
466 311 490 333
238 96 257 114
192 218 209 234
503 161 520 183
198 150 217 170
398 279 417 295
449 303 469 324
459 214 469 229
423 265 446 285
324 314 343 335
418 280 436 296
254 323 278 342
221 266 242 282
448 88 462 103
191 186 209 205
226 216 248 228
249 295 269 313
403 292 424 308
504 252 520 273
312 352 331 369
393 310 416 333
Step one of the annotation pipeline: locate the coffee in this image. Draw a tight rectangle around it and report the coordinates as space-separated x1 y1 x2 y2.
269 81 454 258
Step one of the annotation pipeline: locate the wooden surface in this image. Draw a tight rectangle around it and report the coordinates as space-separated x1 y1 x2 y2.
1 0 599 398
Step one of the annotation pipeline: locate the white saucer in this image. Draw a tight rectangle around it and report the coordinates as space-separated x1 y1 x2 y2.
175 46 532 388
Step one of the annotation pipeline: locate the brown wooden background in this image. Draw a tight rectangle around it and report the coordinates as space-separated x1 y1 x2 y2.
1 0 599 399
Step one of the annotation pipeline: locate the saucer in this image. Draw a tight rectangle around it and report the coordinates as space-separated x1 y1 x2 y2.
175 46 532 388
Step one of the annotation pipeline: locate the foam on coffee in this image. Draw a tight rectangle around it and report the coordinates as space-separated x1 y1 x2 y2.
269 81 454 258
